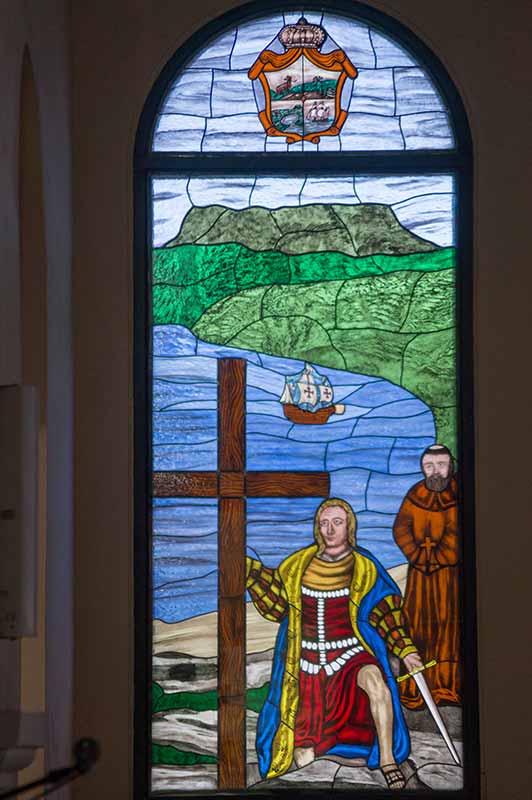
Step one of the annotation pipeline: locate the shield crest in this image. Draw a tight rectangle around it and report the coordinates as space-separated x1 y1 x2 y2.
249 17 357 145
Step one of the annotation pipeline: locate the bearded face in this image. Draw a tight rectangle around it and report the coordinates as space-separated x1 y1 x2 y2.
422 453 452 492
425 473 450 491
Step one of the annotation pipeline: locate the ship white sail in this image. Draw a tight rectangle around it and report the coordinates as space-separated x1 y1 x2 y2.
279 362 334 412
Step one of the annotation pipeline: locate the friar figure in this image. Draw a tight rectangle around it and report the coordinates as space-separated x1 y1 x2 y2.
393 444 461 708
246 498 423 791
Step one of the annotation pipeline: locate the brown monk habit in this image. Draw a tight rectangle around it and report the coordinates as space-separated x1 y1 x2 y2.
393 477 461 708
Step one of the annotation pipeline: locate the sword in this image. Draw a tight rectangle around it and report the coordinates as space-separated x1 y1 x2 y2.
397 660 461 766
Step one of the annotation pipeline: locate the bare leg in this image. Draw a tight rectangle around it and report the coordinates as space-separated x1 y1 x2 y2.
357 665 394 765
293 746 315 768
357 665 405 789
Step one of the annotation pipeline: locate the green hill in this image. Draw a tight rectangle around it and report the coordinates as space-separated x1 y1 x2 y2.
163 203 439 255
192 269 457 451
153 243 455 330
271 77 338 101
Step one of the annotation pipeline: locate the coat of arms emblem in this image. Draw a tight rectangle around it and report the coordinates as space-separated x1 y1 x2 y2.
248 17 357 144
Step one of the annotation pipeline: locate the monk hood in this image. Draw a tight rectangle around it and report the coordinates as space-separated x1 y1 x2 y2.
406 477 458 512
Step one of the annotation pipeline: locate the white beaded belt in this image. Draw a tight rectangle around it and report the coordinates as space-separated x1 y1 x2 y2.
301 586 350 599
300 646 365 676
302 636 358 651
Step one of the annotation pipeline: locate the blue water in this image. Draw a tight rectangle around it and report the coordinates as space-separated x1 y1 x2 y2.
152 325 435 623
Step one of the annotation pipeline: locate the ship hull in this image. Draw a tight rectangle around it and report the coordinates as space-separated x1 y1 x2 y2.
282 404 341 425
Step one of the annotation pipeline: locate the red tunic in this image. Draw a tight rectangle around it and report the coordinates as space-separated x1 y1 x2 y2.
294 588 381 752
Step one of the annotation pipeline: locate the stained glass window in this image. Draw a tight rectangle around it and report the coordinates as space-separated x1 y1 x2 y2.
136 4 476 798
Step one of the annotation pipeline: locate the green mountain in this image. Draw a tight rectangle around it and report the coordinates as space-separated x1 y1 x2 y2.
164 203 438 256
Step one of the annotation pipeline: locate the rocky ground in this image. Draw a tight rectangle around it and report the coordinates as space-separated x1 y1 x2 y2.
153 728 463 793
152 649 463 793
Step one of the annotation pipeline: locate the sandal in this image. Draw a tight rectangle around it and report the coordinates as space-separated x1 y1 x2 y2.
381 764 406 791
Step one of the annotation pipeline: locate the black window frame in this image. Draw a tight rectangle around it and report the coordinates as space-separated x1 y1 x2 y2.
134 2 478 799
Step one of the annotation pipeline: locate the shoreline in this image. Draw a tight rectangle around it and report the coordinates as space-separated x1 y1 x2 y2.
153 562 408 658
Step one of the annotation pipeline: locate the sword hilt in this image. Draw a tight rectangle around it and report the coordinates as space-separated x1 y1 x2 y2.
396 658 437 683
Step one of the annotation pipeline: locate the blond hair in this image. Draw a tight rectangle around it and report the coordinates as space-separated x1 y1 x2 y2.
313 498 357 555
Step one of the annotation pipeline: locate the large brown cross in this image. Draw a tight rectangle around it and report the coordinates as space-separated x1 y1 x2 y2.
153 357 330 789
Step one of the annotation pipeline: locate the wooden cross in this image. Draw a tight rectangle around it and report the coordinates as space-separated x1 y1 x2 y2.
153 357 330 790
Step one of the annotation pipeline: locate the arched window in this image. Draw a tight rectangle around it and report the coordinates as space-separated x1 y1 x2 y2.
134 3 477 797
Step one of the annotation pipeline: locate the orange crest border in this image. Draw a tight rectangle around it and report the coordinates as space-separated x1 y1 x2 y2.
249 47 357 144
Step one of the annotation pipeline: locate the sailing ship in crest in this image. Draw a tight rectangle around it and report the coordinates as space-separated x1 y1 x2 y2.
279 363 345 424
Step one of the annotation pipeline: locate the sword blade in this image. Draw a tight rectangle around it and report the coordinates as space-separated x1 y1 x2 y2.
412 672 461 766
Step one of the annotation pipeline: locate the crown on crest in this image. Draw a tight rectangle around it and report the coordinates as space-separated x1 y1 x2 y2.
278 17 327 50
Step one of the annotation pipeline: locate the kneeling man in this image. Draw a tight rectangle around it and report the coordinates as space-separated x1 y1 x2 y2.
246 497 422 790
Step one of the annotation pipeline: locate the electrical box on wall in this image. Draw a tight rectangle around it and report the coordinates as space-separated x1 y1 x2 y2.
0 385 38 638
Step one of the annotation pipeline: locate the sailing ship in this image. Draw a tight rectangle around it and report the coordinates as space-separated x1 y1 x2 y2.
279 363 345 424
